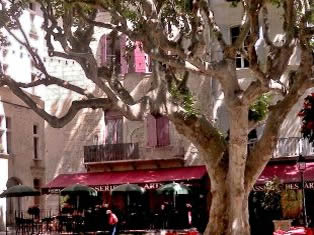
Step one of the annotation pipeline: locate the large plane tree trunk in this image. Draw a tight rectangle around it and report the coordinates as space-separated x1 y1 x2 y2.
205 186 251 235
204 105 251 235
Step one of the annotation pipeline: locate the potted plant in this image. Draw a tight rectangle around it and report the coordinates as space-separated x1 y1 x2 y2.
260 178 301 231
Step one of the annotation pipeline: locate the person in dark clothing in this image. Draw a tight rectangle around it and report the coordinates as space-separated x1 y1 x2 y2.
158 204 169 229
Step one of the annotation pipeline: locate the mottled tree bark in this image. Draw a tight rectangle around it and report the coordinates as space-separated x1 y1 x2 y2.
205 171 251 235
206 185 228 235
226 106 249 235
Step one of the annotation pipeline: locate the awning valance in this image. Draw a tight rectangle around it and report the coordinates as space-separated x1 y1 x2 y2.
42 166 208 194
254 162 314 191
44 162 314 193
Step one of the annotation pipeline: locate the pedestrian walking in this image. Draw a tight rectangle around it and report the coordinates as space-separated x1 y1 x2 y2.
106 210 118 235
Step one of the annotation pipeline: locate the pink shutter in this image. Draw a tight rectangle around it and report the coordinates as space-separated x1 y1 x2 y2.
156 116 170 147
104 119 114 144
116 118 123 144
106 36 113 66
100 35 107 65
147 115 157 147
134 41 146 73
120 34 128 75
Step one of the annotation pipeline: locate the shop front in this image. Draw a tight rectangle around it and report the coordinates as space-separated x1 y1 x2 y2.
42 165 210 232
250 160 314 235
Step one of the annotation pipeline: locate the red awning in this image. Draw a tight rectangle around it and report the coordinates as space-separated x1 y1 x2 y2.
256 162 314 185
43 165 207 192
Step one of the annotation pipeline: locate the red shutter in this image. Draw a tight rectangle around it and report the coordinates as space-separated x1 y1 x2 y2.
120 34 128 75
134 41 146 73
147 115 157 147
156 116 170 147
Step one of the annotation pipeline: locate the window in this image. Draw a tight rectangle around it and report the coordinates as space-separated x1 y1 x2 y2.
31 73 36 94
104 111 123 144
3 64 8 73
0 116 11 154
6 117 11 154
93 135 99 145
33 124 37 134
100 34 150 75
100 35 123 74
29 2 35 11
147 114 170 147
28 1 40 39
28 1 41 15
33 125 39 159
33 178 41 205
230 26 249 68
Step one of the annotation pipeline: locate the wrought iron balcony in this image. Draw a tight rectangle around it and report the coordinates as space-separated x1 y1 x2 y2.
272 137 314 158
248 137 314 158
84 143 139 163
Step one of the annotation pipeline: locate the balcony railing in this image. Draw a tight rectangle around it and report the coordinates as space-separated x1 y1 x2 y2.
249 137 314 158
272 137 314 158
84 143 139 163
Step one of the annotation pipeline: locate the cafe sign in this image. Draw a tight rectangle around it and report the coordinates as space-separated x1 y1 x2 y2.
47 181 194 194
253 181 314 191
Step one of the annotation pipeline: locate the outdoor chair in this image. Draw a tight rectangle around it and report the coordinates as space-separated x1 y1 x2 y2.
15 217 33 234
72 215 85 233
57 215 73 232
15 217 26 234
41 216 54 233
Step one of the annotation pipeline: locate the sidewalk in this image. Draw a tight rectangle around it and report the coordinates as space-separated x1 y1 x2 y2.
0 229 199 235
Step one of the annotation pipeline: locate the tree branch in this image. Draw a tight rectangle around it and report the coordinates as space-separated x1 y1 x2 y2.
199 0 227 51
1 75 112 128
245 35 314 191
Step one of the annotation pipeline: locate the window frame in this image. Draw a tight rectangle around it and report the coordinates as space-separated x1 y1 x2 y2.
230 25 249 69
146 115 170 148
104 111 123 145
100 34 151 74
33 124 40 160
0 116 12 155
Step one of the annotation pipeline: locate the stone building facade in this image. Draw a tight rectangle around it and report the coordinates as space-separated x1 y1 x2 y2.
0 87 45 230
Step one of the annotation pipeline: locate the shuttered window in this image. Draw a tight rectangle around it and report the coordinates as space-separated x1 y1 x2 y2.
134 41 147 73
147 115 170 147
100 35 122 73
104 111 123 144
100 34 150 74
